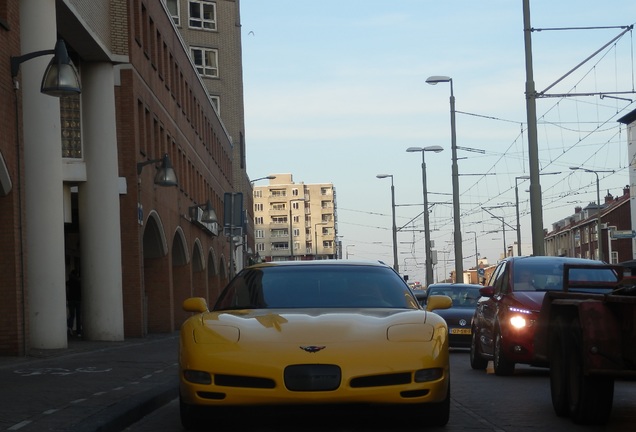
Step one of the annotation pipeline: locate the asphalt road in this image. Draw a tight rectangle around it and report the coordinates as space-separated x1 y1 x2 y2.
122 350 636 432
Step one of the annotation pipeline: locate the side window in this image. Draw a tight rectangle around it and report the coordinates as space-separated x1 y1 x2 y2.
491 262 508 295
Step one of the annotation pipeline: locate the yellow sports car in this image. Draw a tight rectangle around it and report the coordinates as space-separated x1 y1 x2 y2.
179 260 452 429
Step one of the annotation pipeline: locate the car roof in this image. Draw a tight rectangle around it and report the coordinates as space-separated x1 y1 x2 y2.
503 256 605 265
426 282 482 289
246 259 393 269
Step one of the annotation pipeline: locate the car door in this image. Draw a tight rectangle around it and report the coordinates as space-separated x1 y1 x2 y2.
480 260 510 355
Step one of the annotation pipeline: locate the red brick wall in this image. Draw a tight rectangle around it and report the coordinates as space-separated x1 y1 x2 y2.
0 1 28 356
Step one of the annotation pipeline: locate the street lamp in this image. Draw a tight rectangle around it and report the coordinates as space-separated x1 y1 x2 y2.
426 75 463 282
289 198 305 259
406 145 443 286
569 167 614 262
346 244 356 259
250 175 276 184
376 174 399 272
314 222 327 259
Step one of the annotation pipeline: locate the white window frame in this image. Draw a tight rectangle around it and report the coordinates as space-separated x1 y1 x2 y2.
254 203 263 212
188 0 217 30
209 94 220 115
164 0 180 26
255 229 264 239
254 216 263 225
256 243 265 252
190 47 218 77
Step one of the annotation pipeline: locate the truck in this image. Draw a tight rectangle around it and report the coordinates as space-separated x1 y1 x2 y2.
533 262 636 425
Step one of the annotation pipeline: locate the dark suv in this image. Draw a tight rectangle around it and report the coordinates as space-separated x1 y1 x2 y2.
470 256 617 375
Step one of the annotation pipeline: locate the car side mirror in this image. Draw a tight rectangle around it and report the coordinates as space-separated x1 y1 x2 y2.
183 297 208 313
479 286 495 298
426 295 452 312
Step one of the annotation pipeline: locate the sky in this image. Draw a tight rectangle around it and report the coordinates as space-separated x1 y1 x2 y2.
239 0 636 284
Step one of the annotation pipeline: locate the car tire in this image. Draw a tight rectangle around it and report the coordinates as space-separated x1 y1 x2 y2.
493 328 515 376
549 316 569 417
470 327 488 370
567 318 614 425
179 394 202 431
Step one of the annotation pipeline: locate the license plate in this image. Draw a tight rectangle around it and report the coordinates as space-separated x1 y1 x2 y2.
450 328 471 335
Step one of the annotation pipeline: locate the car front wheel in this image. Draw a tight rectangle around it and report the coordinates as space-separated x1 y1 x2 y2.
470 327 488 370
493 328 515 376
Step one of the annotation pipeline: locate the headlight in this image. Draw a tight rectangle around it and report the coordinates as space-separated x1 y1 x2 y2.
509 315 527 329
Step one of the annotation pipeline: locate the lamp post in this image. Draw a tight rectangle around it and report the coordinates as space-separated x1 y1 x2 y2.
569 167 614 262
406 145 443 287
426 75 463 282
289 198 305 259
515 175 530 256
376 174 399 272
314 222 327 259
346 244 356 259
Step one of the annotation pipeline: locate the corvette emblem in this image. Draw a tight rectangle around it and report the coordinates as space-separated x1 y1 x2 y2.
459 319 467 327
300 346 326 353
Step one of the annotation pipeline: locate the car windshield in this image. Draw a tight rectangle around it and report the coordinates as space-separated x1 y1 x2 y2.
214 265 419 310
513 261 618 293
427 286 481 308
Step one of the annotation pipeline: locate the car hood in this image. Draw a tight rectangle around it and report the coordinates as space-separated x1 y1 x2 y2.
433 307 475 323
510 291 546 312
192 308 441 343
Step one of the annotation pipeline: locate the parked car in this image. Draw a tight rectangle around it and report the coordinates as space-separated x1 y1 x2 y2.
179 260 453 430
418 283 482 349
470 256 618 376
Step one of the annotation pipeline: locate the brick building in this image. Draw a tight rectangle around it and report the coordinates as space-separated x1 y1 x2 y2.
1 0 241 355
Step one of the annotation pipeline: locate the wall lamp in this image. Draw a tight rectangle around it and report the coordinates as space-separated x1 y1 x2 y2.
136 153 178 187
189 200 218 224
11 39 81 97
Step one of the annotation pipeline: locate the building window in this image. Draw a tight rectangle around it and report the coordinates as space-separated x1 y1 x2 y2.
191 47 218 77
255 230 264 239
256 243 265 252
292 188 299 196
165 0 180 26
272 242 289 251
189 0 216 30
61 94 82 158
253 189 262 198
209 95 220 114
254 203 263 212
271 202 286 211
272 216 287 224
271 189 286 197
254 216 263 225
610 251 618 264
271 229 288 238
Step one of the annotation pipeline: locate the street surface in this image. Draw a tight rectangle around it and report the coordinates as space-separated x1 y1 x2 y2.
123 350 636 431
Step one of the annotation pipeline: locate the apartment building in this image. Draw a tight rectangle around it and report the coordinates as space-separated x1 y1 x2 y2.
253 174 338 261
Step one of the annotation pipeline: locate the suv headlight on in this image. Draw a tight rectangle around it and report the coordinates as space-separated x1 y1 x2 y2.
507 306 534 329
